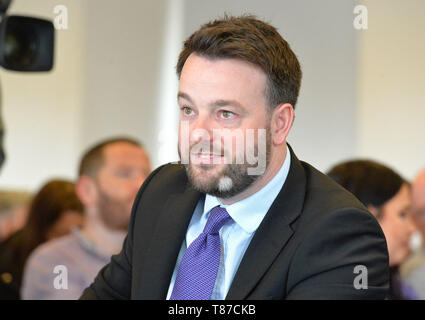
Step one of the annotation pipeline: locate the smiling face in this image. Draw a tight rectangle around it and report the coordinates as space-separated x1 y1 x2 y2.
177 54 272 200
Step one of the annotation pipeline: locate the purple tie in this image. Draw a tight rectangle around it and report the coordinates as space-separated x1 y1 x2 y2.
170 206 231 300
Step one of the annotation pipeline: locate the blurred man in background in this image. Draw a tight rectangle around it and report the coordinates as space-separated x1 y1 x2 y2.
21 137 151 299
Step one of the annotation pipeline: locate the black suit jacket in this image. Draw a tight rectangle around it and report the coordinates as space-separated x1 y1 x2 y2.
81 147 389 299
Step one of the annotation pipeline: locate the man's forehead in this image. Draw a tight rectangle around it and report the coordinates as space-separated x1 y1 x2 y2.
102 143 147 163
180 53 266 78
178 54 268 105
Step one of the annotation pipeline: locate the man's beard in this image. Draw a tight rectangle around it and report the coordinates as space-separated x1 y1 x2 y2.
95 184 131 232
180 127 271 199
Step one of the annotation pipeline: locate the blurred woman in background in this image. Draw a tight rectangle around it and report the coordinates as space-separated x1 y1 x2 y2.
327 160 417 299
0 179 84 299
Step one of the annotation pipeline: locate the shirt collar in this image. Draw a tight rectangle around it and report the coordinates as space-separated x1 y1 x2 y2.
72 227 111 261
203 145 291 234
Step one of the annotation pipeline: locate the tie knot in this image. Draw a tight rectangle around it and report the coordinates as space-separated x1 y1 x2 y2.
203 206 231 235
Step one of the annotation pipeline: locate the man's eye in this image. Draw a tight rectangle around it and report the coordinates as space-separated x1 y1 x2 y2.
220 110 235 119
116 171 132 178
182 107 194 116
400 211 408 219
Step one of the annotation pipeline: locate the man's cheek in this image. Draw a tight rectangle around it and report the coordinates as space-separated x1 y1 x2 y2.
179 121 190 164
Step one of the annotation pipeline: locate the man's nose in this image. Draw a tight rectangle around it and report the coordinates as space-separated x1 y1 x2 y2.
190 114 214 145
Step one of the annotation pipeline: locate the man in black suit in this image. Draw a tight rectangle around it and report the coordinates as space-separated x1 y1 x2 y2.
81 15 389 300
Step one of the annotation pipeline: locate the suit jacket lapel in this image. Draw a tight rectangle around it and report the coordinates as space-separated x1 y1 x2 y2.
226 146 306 300
137 185 202 299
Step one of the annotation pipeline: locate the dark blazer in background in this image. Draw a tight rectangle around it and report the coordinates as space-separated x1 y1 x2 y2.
80 147 389 299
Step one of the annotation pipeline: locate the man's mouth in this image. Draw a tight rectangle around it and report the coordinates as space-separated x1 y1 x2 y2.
191 152 224 164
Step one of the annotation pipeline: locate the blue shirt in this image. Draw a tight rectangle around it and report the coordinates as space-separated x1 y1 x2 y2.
21 228 111 300
166 146 291 300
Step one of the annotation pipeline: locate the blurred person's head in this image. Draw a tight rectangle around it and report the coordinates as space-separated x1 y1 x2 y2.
411 169 425 241
19 179 84 258
75 137 151 232
327 160 416 267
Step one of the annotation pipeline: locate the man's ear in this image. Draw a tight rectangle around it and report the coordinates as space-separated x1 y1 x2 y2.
270 103 294 146
75 176 97 208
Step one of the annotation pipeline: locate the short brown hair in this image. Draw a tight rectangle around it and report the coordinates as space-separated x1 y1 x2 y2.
78 137 142 177
176 15 302 110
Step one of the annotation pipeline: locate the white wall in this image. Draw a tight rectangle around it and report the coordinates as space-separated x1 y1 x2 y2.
0 0 173 191
356 0 425 180
79 0 170 166
0 0 85 191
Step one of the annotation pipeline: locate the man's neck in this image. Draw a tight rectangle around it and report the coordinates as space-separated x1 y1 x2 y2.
82 217 126 257
219 145 287 205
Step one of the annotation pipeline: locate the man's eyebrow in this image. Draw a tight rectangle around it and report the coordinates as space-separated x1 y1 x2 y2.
177 92 193 103
210 99 243 109
402 204 412 212
177 93 243 109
